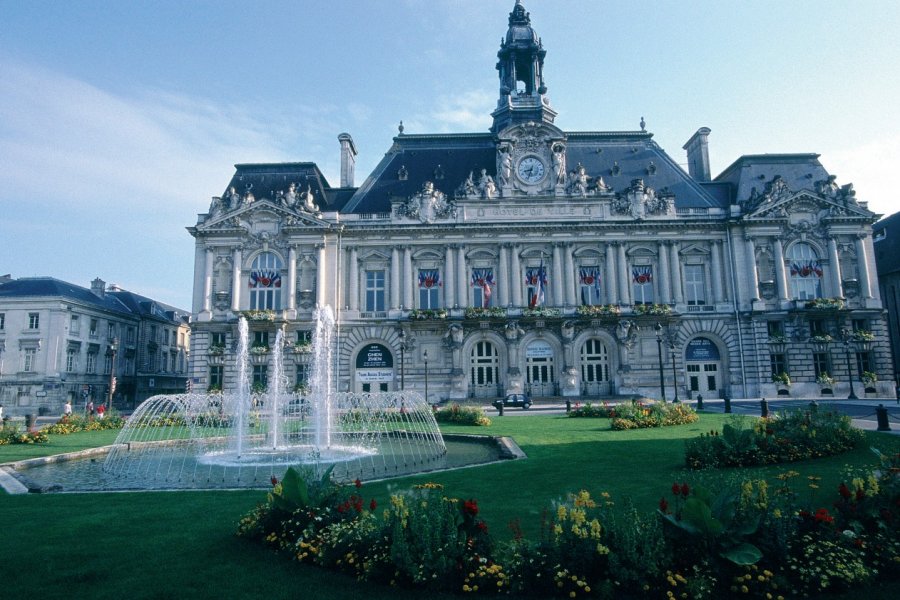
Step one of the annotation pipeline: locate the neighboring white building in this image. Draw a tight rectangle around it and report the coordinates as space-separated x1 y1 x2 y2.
0 276 191 415
187 2 893 402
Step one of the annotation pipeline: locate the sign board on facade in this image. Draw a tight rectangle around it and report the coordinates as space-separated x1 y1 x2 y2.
525 340 554 359
356 369 394 383
685 337 720 361
355 344 393 369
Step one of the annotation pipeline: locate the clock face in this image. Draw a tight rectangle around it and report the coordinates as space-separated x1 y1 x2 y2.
517 156 546 184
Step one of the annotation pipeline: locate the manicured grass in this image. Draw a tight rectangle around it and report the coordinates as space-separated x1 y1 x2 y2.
1 413 898 598
0 429 121 461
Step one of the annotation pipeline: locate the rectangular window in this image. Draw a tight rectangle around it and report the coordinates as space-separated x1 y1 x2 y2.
126 327 135 344
150 325 157 343
125 355 134 374
108 322 116 340
178 332 185 346
28 313 39 329
0 313 4 330
253 331 269 349
767 321 784 337
296 330 311 344
856 352 872 377
104 353 113 375
24 348 36 372
813 352 830 379
809 319 827 337
86 353 97 374
852 319 868 332
66 350 77 373
365 270 386 311
89 319 98 338
209 366 223 390
631 266 654 305
684 265 706 305
148 351 157 372
418 269 442 309
296 364 309 390
70 315 80 335
471 268 495 308
579 267 602 306
252 365 268 389
770 353 787 378
211 332 227 347
163 330 169 345
170 352 176 372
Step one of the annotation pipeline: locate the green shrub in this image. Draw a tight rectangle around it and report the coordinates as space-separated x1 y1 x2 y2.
0 423 49 445
43 413 125 434
433 403 491 426
609 400 699 430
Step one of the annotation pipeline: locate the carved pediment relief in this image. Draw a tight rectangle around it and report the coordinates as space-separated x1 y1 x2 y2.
610 178 674 220
742 175 873 222
395 181 457 223
199 198 328 233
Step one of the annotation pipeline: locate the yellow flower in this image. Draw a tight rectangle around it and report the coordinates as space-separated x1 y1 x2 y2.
557 505 568 521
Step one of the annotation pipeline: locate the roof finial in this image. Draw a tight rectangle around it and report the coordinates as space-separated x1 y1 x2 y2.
398 120 404 135
640 116 646 132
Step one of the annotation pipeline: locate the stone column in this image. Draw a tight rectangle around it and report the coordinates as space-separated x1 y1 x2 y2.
658 242 670 304
745 235 759 300
348 247 359 311
605 243 618 304
403 246 413 309
617 243 630 304
457 245 467 308
773 238 789 301
231 247 242 311
202 248 214 313
564 244 577 306
498 245 510 307
856 233 873 298
317 244 328 308
444 246 455 308
287 247 297 310
711 240 724 303
390 247 401 310
827 236 843 298
669 242 683 304
511 245 523 307
552 244 563 306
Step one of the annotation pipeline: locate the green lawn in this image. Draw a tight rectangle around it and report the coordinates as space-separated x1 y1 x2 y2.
1 413 898 599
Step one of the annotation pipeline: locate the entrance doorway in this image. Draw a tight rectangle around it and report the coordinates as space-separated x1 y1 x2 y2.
685 337 721 397
525 340 556 397
580 338 611 396
469 341 500 398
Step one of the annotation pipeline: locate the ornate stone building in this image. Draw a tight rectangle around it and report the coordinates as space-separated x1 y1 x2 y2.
188 2 893 402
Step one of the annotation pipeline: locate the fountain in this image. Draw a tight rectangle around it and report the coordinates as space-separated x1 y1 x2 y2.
97 306 452 489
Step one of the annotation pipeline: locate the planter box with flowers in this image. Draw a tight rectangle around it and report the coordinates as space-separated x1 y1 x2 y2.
249 345 270 355
576 304 620 317
861 371 878 394
852 330 876 343
464 307 507 319
772 371 791 395
809 334 833 352
408 308 449 320
633 303 671 316
208 345 225 356
523 307 561 318
816 373 836 395
292 343 312 354
804 297 844 311
242 310 276 322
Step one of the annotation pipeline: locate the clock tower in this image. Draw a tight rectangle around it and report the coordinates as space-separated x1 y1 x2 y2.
490 1 557 134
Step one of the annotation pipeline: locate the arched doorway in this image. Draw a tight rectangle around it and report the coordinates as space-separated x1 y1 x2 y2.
684 337 721 397
355 343 395 393
580 338 611 396
469 341 500 398
525 340 556 397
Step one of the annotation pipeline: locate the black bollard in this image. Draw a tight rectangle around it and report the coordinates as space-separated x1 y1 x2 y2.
723 394 732 414
566 399 571 413
696 394 703 410
876 404 891 431
809 399 818 414
498 403 504 417
25 413 35 432
760 398 769 418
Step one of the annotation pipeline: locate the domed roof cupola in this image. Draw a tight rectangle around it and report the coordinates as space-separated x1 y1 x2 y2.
491 1 557 133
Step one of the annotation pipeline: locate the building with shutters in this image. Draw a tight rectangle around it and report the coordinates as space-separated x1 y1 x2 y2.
187 1 893 403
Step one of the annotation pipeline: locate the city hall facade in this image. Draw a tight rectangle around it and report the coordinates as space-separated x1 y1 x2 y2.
187 2 893 402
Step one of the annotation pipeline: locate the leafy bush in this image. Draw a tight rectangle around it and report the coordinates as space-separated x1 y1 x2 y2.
685 411 865 469
433 403 491 426
0 423 49 445
568 402 611 418
43 413 125 434
609 400 699 430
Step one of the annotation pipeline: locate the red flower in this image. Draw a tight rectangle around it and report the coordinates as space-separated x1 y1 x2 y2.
476 521 488 533
463 499 479 516
659 497 669 512
838 483 851 500
680 483 690 497
270 475 278 486
369 499 377 511
354 478 362 488
814 508 834 524
672 483 681 496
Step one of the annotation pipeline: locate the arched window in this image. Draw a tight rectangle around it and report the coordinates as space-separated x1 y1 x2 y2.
787 243 822 300
249 252 283 310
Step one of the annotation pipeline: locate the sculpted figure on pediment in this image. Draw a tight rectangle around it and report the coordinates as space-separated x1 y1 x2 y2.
611 178 672 219
207 196 223 220
499 148 513 186
300 185 319 214
282 182 298 208
552 144 566 185
398 181 456 223
479 169 497 199
566 163 590 197
456 171 478 198
223 186 240 211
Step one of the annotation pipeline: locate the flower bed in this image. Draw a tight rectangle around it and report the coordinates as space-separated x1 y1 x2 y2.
433 403 491 426
42 413 125 434
569 400 699 430
239 448 900 598
685 411 865 469
0 425 49 445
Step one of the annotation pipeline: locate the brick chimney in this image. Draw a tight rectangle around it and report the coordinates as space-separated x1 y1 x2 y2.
682 127 711 182
338 133 357 188
90 277 106 298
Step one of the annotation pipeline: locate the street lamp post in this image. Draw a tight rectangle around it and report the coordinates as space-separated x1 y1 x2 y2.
841 328 858 400
655 323 666 402
107 337 118 409
398 330 406 390
669 341 679 402
423 349 429 405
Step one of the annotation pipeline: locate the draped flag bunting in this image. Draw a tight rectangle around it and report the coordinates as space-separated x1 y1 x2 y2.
526 261 547 308
579 267 601 291
418 270 441 288
632 266 653 284
249 270 282 288
471 269 494 307
790 260 823 278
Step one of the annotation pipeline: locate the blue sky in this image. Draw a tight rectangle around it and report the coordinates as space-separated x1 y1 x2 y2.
2 0 898 310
